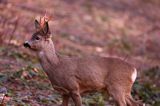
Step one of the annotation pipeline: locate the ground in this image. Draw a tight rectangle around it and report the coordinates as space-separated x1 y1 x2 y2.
0 0 160 106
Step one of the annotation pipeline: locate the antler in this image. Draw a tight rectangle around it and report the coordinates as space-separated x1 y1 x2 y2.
39 12 51 28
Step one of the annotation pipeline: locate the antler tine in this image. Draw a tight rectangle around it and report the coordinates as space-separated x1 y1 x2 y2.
39 16 45 27
38 11 52 28
44 10 47 18
44 10 52 22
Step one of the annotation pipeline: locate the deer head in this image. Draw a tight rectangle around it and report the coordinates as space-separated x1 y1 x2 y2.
23 15 52 51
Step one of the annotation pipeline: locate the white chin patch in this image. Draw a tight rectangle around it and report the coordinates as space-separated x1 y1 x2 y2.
131 68 137 82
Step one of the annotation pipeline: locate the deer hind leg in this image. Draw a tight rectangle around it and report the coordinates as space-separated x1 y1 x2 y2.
61 94 70 106
125 94 143 106
71 91 82 106
107 86 127 106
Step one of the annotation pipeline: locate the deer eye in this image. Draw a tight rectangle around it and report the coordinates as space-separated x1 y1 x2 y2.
35 36 40 40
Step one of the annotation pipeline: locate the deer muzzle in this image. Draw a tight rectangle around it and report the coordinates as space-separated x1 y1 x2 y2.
23 41 31 48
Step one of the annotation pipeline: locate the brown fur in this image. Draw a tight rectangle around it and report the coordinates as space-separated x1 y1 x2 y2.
23 17 143 106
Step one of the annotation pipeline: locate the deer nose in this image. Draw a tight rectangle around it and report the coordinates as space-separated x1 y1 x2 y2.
23 41 31 48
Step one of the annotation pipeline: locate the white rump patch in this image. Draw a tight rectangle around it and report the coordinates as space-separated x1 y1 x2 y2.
131 68 137 82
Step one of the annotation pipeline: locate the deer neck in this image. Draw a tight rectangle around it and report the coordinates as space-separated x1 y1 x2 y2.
38 40 59 73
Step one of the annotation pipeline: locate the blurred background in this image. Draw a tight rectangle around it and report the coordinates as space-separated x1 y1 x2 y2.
0 0 160 105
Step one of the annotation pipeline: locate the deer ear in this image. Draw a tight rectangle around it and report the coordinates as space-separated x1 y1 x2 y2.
35 20 40 29
43 22 49 34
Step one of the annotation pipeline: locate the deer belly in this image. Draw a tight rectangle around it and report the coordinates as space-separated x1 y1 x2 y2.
77 72 105 93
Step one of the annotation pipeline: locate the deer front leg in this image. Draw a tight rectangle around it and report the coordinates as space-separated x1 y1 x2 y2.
62 94 70 106
71 91 82 106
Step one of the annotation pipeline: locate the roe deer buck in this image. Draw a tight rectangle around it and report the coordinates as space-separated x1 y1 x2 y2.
23 15 143 106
